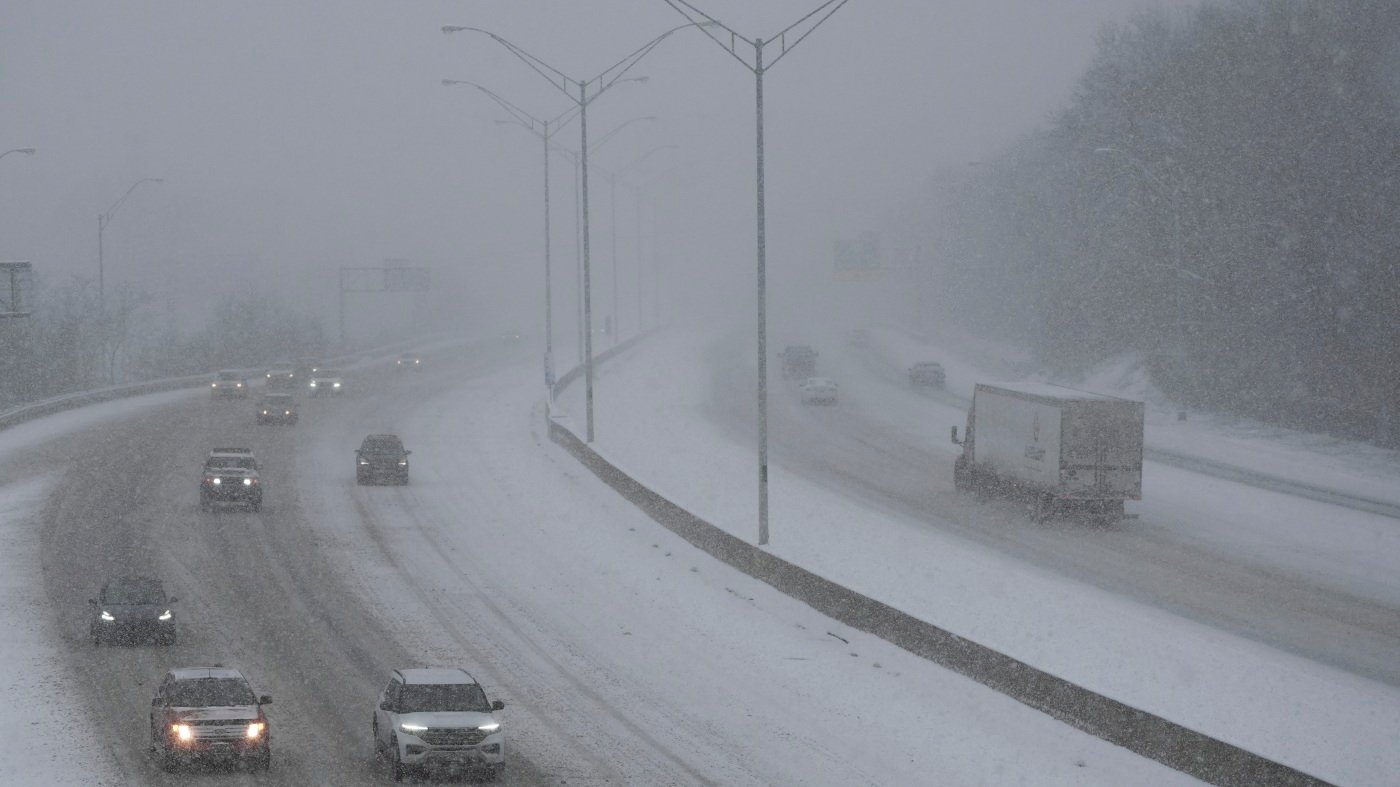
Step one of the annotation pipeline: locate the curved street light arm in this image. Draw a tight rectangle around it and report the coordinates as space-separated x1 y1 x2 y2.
442 27 574 95
0 148 37 162
588 116 657 155
102 177 163 225
616 144 680 180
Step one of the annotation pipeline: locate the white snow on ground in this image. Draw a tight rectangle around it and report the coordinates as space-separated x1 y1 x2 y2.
550 326 1400 787
0 393 195 785
297 358 1198 786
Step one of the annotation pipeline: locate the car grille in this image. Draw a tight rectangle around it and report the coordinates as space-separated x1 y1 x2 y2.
188 718 252 742
421 728 487 746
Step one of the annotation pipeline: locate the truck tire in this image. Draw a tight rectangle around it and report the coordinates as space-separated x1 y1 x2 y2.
953 456 969 492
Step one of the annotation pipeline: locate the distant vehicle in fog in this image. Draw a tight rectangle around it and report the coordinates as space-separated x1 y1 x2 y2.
396 352 422 370
265 363 296 391
210 370 248 398
779 345 818 379
294 357 322 381
200 448 262 511
356 434 410 485
89 576 177 646
908 362 946 389
952 383 1144 523
256 393 298 425
309 369 344 397
800 377 838 406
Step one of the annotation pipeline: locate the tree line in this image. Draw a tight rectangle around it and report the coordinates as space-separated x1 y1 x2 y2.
932 0 1400 443
0 274 327 411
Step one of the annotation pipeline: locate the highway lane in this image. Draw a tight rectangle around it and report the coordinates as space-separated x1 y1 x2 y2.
701 332 1400 688
32 339 552 785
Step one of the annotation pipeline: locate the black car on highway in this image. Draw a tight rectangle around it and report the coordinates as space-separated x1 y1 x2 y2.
200 448 263 511
89 576 177 646
356 433 410 485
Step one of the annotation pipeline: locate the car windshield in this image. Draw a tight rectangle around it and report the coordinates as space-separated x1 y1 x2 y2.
318 370 340 378
400 683 490 713
264 396 292 405
217 372 240 381
207 457 256 470
101 580 164 605
361 439 402 453
166 678 257 707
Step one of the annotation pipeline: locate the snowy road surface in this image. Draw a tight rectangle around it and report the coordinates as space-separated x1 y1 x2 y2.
0 337 1198 785
549 326 1400 787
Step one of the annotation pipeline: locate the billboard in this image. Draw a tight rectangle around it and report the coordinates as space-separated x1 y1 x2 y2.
0 262 32 318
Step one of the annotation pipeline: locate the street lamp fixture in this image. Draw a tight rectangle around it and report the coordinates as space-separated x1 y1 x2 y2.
98 177 164 314
442 21 710 443
0 148 36 160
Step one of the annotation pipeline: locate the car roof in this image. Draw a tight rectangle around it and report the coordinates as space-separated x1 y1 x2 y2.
364 433 401 442
805 377 835 384
394 667 477 685
168 666 246 682
263 392 294 399
216 369 242 376
209 447 253 456
314 369 341 375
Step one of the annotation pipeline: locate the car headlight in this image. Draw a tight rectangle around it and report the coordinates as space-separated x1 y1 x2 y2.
398 460 408 466
100 610 115 621
358 459 369 465
212 477 222 485
236 383 242 388
173 723 193 742
309 381 317 387
262 410 269 415
158 609 172 621
211 383 217 388
332 382 340 388
478 722 500 733
242 478 253 486
399 723 428 734
245 722 265 739
284 410 292 416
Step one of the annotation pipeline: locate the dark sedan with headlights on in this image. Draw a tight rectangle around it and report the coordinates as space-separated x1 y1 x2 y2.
89 576 177 646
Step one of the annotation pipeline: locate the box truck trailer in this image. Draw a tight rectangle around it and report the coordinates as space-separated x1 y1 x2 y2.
951 383 1144 522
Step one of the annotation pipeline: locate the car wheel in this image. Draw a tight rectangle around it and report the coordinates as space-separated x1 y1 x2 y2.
161 631 177 646
157 745 177 773
390 735 405 782
484 763 505 782
254 748 271 772
250 500 262 513
92 630 101 646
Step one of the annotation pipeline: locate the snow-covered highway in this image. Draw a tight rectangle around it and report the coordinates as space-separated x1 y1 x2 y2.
0 336 1199 785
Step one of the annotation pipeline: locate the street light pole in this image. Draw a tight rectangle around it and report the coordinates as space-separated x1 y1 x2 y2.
663 0 850 545
443 22 709 443
443 80 578 391
0 148 36 163
97 177 163 315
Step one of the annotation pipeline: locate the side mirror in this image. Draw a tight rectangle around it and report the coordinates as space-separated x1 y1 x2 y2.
167 597 178 604
88 598 98 606
151 697 163 707
259 695 273 705
491 700 505 711
404 450 412 456
950 426 962 446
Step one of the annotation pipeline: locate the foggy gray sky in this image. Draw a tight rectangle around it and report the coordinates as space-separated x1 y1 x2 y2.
0 0 1182 335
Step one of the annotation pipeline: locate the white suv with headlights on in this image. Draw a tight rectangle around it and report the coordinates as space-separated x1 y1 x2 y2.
372 667 505 782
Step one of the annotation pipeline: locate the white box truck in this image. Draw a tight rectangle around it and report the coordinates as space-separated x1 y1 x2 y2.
951 383 1144 522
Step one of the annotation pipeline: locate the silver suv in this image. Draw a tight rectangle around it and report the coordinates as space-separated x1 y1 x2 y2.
372 667 505 782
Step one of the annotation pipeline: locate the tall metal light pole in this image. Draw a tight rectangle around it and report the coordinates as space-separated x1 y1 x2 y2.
604 144 677 341
0 148 36 163
442 22 709 443
663 0 850 545
98 177 163 315
443 79 577 390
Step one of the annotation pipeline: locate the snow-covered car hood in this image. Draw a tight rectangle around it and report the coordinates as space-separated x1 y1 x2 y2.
396 710 499 732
